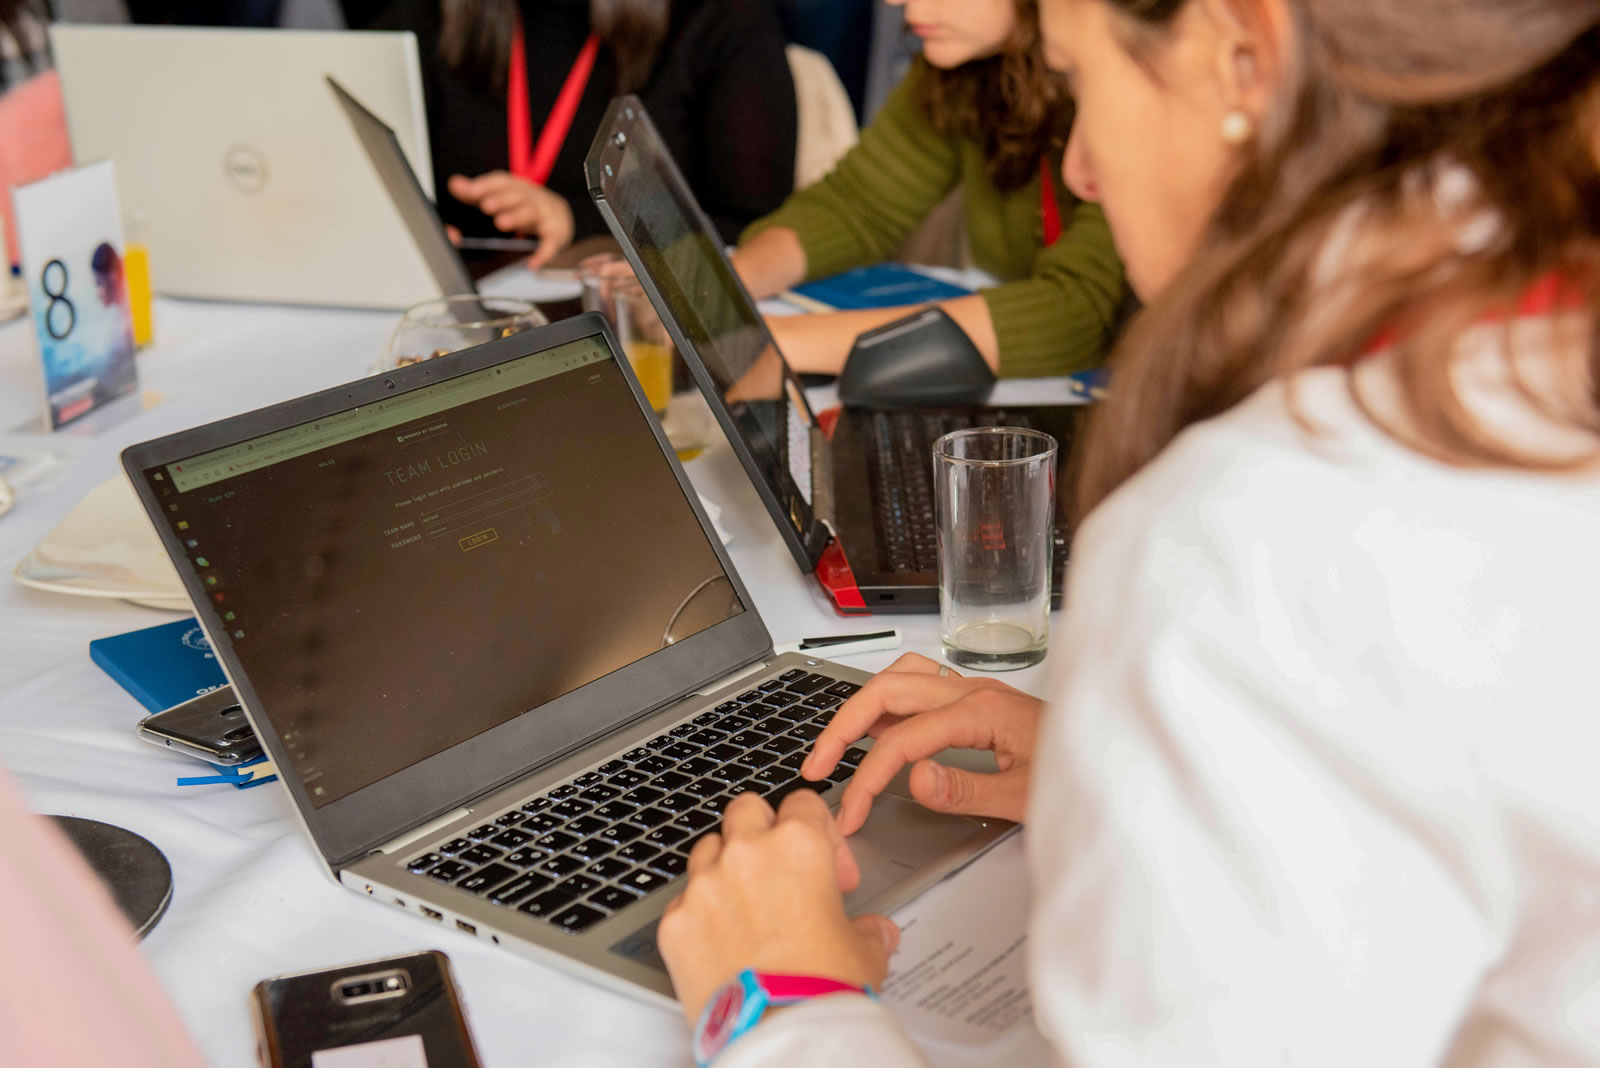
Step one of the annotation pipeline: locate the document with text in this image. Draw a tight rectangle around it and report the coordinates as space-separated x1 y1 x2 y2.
881 832 1036 1046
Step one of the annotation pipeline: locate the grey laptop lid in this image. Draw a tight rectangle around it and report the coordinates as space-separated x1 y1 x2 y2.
328 76 478 301
585 97 834 574
122 314 771 868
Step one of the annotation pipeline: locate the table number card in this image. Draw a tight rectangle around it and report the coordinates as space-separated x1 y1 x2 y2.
13 160 140 431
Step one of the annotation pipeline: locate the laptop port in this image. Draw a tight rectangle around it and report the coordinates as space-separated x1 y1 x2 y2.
456 920 477 936
420 906 443 921
392 898 406 908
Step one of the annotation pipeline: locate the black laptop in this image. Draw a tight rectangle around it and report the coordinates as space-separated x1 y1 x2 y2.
586 97 1083 614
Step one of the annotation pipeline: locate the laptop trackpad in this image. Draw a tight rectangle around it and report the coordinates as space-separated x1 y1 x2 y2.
843 792 988 907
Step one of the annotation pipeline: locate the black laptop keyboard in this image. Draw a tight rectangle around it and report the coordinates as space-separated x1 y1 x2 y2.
866 410 1067 574
404 668 867 936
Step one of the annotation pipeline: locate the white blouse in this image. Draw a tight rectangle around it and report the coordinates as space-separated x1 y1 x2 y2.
723 326 1600 1067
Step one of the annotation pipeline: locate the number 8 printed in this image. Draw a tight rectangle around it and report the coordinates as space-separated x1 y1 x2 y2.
41 259 76 341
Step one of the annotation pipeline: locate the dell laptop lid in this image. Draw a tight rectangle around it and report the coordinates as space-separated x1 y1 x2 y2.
52 25 441 309
585 98 834 574
122 314 771 868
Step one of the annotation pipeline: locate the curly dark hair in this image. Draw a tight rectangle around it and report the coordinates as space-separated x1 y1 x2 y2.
913 0 1074 193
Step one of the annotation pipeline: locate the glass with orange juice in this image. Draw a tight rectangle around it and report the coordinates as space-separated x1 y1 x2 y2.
579 255 713 460
124 209 154 348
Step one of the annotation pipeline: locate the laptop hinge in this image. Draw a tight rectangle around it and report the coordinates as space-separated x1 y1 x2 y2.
692 659 770 697
370 806 472 856
811 424 836 531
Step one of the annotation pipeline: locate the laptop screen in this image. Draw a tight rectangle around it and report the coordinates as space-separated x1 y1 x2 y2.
592 109 819 545
136 336 744 808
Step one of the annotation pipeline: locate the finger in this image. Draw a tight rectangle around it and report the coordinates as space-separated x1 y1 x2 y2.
775 789 860 893
907 759 1030 823
849 914 900 985
525 231 569 270
444 224 462 246
835 702 1000 835
804 671 991 780
686 831 723 876
720 791 776 839
447 173 500 203
493 207 547 234
480 187 541 216
881 652 948 676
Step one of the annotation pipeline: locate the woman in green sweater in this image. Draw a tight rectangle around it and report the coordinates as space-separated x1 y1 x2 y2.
731 0 1127 378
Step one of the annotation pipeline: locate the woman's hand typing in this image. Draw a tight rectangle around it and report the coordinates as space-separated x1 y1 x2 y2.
801 653 1044 834
658 789 899 1023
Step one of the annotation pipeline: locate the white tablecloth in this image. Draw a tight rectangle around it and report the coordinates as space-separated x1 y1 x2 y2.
0 281 1063 1067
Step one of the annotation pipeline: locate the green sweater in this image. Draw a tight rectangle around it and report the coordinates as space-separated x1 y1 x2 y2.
742 63 1127 378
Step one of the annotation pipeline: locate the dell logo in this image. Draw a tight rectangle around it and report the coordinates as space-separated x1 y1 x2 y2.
223 145 269 193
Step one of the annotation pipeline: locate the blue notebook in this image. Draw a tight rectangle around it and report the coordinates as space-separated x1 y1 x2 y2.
786 264 973 312
89 617 227 714
90 618 277 788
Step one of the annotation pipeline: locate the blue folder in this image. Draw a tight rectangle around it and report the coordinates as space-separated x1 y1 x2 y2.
90 618 276 787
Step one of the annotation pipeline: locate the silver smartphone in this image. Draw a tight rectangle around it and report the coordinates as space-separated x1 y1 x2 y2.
135 685 261 765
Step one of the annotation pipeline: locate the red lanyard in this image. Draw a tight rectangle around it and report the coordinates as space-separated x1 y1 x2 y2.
1362 272 1585 356
1040 156 1062 247
507 22 601 187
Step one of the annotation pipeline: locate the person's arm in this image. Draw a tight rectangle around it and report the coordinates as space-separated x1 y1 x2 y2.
0 770 206 1066
982 198 1125 377
734 62 962 299
715 996 929 1068
657 789 928 1068
1026 429 1501 1066
764 294 1000 375
745 199 1125 378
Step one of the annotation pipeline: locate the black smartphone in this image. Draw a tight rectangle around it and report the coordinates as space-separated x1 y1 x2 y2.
135 685 261 765
251 950 481 1068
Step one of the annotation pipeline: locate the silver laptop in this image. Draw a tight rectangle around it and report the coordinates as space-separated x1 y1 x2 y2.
122 314 1012 1004
51 25 442 309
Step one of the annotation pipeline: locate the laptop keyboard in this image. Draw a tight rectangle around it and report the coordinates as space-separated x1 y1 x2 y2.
866 410 1067 574
403 668 868 936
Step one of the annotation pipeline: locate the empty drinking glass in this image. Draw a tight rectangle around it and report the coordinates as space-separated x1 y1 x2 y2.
933 427 1057 671
382 295 546 371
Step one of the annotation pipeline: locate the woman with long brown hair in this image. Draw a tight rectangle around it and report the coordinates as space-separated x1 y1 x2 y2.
655 0 1600 1063
732 0 1128 378
370 0 796 267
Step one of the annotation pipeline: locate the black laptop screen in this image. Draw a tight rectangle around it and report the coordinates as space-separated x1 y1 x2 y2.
139 336 743 807
599 116 818 540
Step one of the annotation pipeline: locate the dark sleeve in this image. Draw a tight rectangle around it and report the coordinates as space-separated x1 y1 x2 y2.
644 0 797 244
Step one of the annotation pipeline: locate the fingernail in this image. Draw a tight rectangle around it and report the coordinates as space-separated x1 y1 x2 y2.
924 761 948 802
879 917 901 954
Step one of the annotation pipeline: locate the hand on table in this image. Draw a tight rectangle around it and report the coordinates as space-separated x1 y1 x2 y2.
658 789 900 1023
447 171 573 269
801 653 1044 834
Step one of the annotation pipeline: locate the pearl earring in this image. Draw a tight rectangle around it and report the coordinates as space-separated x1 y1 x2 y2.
1220 109 1254 145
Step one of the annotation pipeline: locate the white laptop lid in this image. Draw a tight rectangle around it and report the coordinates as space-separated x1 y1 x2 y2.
51 25 443 309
